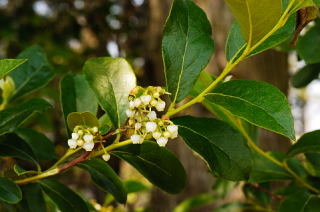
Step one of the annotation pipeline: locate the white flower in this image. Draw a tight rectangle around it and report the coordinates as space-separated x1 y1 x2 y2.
147 111 157 121
150 99 158 106
167 125 178 134
92 127 99 133
77 139 84 146
131 134 142 144
126 109 135 118
156 101 166 111
156 137 168 147
146 122 157 132
102 154 111 161
163 131 171 138
141 95 152 104
83 142 95 151
134 98 142 107
170 132 178 139
83 134 94 142
135 122 142 130
129 101 135 109
71 132 79 140
152 132 161 139
68 139 77 149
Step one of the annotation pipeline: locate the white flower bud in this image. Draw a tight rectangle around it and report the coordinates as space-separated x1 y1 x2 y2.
152 132 161 139
153 92 160 98
83 142 95 151
71 133 79 140
131 134 142 144
146 122 157 132
102 153 111 161
77 139 84 146
92 127 99 133
150 99 158 106
68 139 77 149
83 134 94 142
135 122 142 130
147 111 157 121
157 137 168 147
156 101 166 111
126 109 135 118
77 130 84 136
170 132 178 139
163 131 171 138
134 98 142 107
167 125 178 134
129 101 135 109
141 95 152 104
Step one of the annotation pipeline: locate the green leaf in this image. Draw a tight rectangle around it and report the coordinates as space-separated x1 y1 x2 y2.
0 59 27 79
286 130 320 158
67 111 99 131
189 71 216 98
162 0 214 103
0 177 22 204
173 116 252 181
15 128 56 161
279 191 320 212
249 151 291 183
124 181 149 193
173 193 215 212
292 64 320 88
19 183 46 212
111 141 186 194
84 57 136 127
60 74 99 133
297 24 320 64
224 0 282 45
77 158 127 203
40 179 89 212
212 202 252 212
9 45 55 100
13 165 37 176
243 183 271 206
0 98 52 136
206 80 295 140
305 153 320 177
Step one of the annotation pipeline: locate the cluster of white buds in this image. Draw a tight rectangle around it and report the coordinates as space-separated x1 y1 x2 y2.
126 86 178 147
67 126 99 151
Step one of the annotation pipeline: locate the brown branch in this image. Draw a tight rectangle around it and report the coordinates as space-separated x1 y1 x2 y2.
58 151 91 173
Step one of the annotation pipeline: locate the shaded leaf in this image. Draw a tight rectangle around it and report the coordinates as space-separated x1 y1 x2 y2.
0 177 22 204
0 59 27 78
173 193 215 212
297 23 320 64
212 202 252 212
19 183 46 212
287 130 320 158
279 191 320 212
124 181 149 194
67 111 99 131
292 64 320 88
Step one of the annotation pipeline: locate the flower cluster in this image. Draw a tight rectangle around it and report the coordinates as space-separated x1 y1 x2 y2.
67 126 99 151
126 86 178 147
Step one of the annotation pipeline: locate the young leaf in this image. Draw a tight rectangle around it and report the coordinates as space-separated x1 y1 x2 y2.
0 98 52 136
205 80 295 140
60 74 99 133
40 179 89 212
9 45 55 100
0 59 27 78
83 57 136 127
19 183 46 212
173 116 252 181
15 128 56 161
67 111 99 131
291 63 320 88
77 158 127 204
111 141 186 194
173 193 215 212
279 191 320 212
297 23 320 64
286 130 320 158
0 177 22 204
224 0 282 45
162 0 214 103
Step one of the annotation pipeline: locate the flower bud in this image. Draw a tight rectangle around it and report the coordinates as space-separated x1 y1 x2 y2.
152 132 161 139
129 101 135 109
134 98 141 107
147 111 157 121
102 153 111 161
83 142 95 151
156 137 168 147
68 139 77 149
71 132 79 140
163 131 171 138
126 109 135 118
167 125 178 134
141 95 152 104
150 99 158 107
92 127 99 133
156 101 166 111
135 122 142 130
83 134 94 142
77 130 84 136
77 139 84 146
146 122 157 132
153 92 160 98
131 134 142 144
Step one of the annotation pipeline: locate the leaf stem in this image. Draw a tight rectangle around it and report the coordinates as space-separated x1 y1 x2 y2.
91 139 132 157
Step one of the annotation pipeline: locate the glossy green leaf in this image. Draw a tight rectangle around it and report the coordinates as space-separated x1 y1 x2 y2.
173 193 215 212
9 45 55 100
19 183 46 212
13 165 37 176
292 64 320 88
0 98 51 136
67 111 99 131
15 128 56 161
297 24 320 64
40 179 89 212
162 0 214 103
84 57 136 127
189 71 216 98
173 116 252 181
0 59 27 78
206 80 295 140
224 0 282 45
60 74 98 133
77 158 127 203
279 191 320 212
111 141 186 194
124 181 149 193
0 177 22 204
287 130 320 158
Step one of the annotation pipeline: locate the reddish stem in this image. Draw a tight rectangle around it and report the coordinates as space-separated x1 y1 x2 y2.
251 183 284 200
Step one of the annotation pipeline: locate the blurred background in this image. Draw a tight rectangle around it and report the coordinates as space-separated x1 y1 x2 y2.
0 0 319 211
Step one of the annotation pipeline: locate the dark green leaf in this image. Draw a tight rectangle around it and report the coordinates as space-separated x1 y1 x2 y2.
279 191 320 212
13 165 37 176
305 153 320 177
162 0 214 103
292 64 320 88
111 141 186 194
19 183 46 212
40 179 89 212
212 202 252 212
60 74 98 133
84 57 136 127
9 45 55 100
243 183 270 206
0 59 27 78
287 130 320 158
173 193 215 212
206 80 295 140
124 181 149 193
173 116 252 181
77 158 127 203
67 111 99 131
0 98 52 136
0 177 22 204
297 23 320 64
